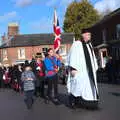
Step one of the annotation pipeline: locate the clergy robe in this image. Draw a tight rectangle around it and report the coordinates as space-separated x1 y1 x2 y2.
67 40 99 101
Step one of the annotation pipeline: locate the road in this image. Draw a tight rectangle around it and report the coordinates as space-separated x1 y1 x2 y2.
0 83 120 120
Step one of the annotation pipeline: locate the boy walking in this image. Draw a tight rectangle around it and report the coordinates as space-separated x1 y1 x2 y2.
21 64 36 109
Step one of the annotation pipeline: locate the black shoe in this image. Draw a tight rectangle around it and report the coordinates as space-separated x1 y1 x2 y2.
69 102 76 109
44 96 49 104
53 98 58 102
32 99 34 104
26 103 32 109
53 98 60 105
40 94 45 98
44 99 49 104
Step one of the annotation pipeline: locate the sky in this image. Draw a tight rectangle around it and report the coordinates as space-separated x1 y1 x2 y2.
0 0 120 37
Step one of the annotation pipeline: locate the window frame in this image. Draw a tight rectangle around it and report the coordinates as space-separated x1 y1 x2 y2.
18 48 25 59
2 49 8 61
116 24 120 39
59 45 66 56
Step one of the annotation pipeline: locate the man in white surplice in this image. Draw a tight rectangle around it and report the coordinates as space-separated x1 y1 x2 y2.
67 29 99 107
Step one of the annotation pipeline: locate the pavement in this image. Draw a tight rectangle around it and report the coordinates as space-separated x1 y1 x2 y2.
0 83 120 120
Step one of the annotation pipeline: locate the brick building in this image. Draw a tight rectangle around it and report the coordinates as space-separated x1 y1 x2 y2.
0 31 74 66
90 8 120 68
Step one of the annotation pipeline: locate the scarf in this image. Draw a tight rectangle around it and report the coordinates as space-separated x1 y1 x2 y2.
82 41 99 99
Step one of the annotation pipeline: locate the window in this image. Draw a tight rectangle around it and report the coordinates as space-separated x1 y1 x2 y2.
42 47 48 56
116 24 120 39
103 51 107 57
112 47 120 60
100 49 108 68
102 29 106 42
3 49 8 61
59 45 66 55
42 48 48 53
18 48 25 59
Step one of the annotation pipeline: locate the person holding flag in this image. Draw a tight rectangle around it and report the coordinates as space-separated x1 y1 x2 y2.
43 48 61 104
43 9 62 105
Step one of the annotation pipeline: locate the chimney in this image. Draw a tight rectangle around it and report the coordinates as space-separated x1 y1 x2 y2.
1 33 6 41
8 22 19 37
2 36 5 41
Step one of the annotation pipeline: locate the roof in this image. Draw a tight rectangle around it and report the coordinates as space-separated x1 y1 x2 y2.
0 33 74 48
91 8 120 28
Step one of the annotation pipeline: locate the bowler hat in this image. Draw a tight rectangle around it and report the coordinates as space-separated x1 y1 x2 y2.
81 28 90 34
35 53 42 58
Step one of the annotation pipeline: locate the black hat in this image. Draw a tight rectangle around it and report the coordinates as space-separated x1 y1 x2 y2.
81 28 90 34
24 62 31 68
35 53 42 58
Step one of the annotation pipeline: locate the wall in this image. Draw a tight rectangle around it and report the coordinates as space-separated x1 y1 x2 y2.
0 43 72 66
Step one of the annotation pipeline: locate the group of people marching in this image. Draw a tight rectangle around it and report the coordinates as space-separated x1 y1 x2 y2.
0 64 23 90
0 28 99 110
0 48 62 109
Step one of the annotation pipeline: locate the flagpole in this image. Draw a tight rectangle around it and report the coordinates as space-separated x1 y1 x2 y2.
54 6 56 10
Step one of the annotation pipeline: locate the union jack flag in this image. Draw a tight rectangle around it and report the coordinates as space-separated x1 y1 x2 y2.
53 9 61 53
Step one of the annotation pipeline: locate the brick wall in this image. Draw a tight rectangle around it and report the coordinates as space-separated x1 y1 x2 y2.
0 44 72 66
